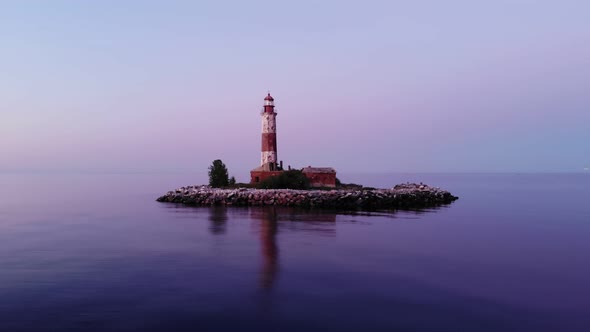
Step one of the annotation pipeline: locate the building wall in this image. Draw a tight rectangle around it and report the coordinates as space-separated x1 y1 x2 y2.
251 171 283 184
304 172 337 188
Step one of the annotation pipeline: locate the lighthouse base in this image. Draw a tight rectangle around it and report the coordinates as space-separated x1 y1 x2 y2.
250 164 337 188
250 170 284 185
250 162 283 185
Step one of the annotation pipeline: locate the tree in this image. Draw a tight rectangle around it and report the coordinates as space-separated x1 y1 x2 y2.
228 176 236 186
208 159 229 188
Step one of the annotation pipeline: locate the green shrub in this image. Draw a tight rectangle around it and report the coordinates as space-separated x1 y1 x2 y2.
256 170 310 190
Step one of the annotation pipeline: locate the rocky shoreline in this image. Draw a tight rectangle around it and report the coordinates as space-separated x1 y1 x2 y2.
156 183 458 211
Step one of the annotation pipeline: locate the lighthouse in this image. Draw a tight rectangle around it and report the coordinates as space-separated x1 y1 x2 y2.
251 93 283 184
261 93 278 168
250 92 337 186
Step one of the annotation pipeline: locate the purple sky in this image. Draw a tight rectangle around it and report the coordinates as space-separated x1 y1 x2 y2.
1 1 589 179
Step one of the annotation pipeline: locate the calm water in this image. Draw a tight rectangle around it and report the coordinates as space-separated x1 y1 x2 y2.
0 173 589 331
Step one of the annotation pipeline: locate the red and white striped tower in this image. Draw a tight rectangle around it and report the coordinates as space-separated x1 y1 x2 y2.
261 93 278 166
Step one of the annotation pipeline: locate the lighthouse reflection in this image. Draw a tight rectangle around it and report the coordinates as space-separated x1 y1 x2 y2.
205 206 337 290
252 207 279 290
248 207 337 290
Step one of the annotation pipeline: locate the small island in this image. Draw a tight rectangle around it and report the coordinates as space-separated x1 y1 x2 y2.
156 183 458 211
157 93 458 211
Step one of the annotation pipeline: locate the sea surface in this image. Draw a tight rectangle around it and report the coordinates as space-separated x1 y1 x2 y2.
0 172 588 331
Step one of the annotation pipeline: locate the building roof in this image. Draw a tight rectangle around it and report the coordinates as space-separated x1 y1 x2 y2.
264 93 274 101
302 167 336 173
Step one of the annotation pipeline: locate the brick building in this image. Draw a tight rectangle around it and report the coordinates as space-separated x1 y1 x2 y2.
302 167 337 187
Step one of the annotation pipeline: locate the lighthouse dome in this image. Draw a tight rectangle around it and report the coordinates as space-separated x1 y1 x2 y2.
264 93 274 101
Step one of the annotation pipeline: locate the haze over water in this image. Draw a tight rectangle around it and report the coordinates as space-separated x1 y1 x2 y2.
2 1 590 331
1 172 589 331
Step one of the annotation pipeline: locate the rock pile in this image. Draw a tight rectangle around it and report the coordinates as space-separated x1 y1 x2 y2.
156 183 458 210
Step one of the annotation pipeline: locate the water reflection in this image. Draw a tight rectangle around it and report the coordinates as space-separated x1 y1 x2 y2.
203 206 341 292
251 208 279 290
208 206 228 235
246 207 337 290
